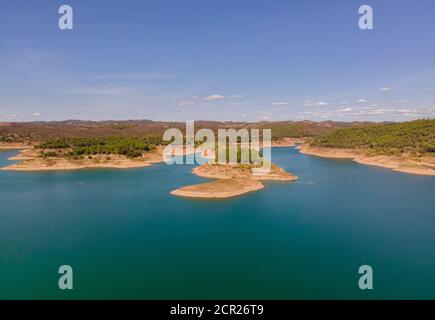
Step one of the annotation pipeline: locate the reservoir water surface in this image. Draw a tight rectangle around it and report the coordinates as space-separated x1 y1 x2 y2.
0 148 434 299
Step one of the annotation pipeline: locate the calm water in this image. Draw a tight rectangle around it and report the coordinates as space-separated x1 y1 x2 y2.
0 148 434 299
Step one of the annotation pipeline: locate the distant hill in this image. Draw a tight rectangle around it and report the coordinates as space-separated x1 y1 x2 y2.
252 120 367 139
311 119 435 155
0 119 361 143
2 118 434 157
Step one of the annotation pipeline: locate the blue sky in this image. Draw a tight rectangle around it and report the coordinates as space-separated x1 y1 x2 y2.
0 0 434 122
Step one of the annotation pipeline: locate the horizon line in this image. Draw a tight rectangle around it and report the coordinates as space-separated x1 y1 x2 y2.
1 117 433 125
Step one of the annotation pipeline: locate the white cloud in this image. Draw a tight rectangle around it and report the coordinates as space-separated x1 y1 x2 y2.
299 104 430 119
205 94 225 101
177 96 202 107
91 73 177 81
22 49 62 66
257 110 273 121
357 99 366 103
273 102 289 106
68 86 135 96
336 108 352 112
380 87 392 92
299 111 332 117
316 101 328 106
32 112 41 117
360 110 385 115
177 100 195 107
228 94 244 98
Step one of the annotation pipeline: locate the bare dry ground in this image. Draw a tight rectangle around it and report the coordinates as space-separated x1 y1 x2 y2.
171 163 298 199
170 178 265 199
298 144 435 176
1 147 166 171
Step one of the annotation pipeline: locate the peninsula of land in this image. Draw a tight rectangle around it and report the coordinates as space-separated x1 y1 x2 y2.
2 150 158 171
1 119 434 178
1 143 165 171
298 119 435 176
297 144 435 176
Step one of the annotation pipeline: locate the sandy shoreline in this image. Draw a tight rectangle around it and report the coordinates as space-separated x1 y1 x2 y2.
270 137 306 148
171 163 298 199
192 163 298 181
170 178 265 199
0 142 33 150
297 144 435 176
2 144 298 198
1 155 154 171
3 141 432 177
1 147 165 171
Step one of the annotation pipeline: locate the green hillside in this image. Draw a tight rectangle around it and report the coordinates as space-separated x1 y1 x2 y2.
311 119 435 155
253 121 357 139
37 137 163 158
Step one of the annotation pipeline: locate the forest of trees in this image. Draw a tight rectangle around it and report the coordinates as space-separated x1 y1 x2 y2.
311 119 435 155
4 119 435 158
211 142 264 166
38 136 164 158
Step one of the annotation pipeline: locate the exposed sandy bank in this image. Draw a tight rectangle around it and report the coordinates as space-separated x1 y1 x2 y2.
1 147 166 171
170 178 264 199
192 163 298 181
2 155 153 171
171 163 298 199
298 144 435 176
270 137 307 148
0 142 32 150
7 148 39 161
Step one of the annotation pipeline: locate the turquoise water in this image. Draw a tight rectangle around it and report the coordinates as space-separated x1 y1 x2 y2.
0 148 434 299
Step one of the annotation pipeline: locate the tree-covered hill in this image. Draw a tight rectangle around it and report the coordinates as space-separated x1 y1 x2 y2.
0 120 355 143
311 119 435 155
2 119 434 156
37 137 164 158
252 120 364 139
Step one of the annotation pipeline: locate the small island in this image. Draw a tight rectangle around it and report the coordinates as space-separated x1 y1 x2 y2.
0 133 300 199
171 177 265 199
171 163 298 199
